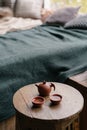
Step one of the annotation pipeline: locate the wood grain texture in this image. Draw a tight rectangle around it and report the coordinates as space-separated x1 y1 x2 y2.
13 83 84 121
0 115 15 130
13 82 84 130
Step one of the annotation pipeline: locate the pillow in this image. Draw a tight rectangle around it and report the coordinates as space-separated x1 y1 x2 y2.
64 14 87 29
41 9 53 22
2 0 16 10
0 7 13 18
44 6 80 26
15 0 44 19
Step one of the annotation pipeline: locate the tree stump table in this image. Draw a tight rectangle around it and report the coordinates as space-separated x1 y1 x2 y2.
13 82 84 130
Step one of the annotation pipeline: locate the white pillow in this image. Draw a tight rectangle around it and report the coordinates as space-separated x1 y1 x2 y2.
3 0 16 9
15 0 44 19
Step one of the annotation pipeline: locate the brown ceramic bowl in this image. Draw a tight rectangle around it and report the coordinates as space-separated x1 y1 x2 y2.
32 96 44 107
50 94 62 105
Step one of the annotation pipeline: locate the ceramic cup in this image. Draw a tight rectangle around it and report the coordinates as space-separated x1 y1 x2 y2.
50 94 62 105
32 96 44 107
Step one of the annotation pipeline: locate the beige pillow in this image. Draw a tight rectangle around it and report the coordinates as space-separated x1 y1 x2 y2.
15 0 44 19
41 9 53 22
0 7 13 18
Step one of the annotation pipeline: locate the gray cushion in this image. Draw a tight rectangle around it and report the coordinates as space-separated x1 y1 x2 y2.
44 6 80 26
64 14 87 29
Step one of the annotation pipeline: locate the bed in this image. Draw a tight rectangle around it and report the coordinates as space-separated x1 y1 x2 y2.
0 0 87 123
0 22 87 121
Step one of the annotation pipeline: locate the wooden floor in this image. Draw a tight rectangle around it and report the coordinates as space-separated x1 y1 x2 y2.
66 71 87 130
0 115 15 130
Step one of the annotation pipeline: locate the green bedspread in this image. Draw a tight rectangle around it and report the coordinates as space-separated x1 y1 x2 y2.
0 24 87 121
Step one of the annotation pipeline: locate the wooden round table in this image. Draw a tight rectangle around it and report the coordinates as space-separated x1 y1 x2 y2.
13 82 84 130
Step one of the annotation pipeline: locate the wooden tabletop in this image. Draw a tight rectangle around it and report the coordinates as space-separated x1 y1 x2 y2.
13 82 84 122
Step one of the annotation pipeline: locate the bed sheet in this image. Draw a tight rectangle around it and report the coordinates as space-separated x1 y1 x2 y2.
0 17 42 35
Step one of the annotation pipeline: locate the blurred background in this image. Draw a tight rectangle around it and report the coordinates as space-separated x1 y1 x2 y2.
50 0 87 13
